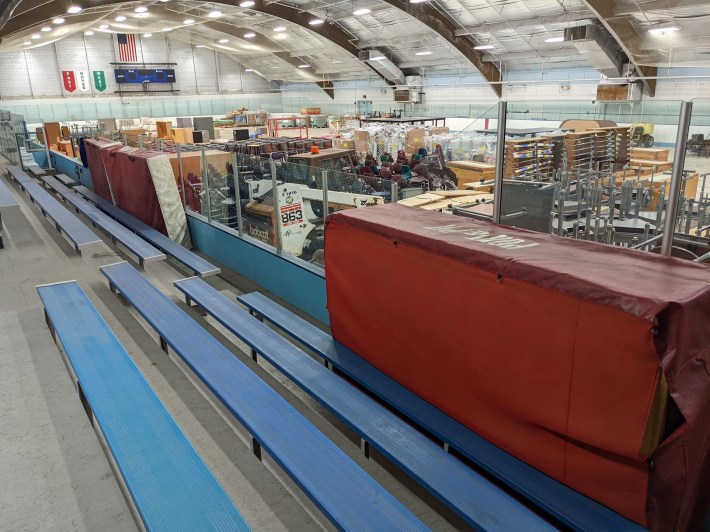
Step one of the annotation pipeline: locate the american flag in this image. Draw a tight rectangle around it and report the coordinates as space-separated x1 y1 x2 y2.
117 33 137 62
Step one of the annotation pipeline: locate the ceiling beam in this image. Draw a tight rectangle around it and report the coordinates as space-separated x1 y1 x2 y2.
580 0 657 96
378 0 501 96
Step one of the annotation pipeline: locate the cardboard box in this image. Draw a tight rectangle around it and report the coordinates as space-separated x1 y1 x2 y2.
334 139 354 150
406 127 425 154
429 127 450 135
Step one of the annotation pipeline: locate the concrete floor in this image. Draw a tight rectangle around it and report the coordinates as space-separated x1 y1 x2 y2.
0 164 466 531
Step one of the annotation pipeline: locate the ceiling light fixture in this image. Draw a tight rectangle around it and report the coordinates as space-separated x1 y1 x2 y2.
353 8 371 15
474 44 494 50
298 64 310 68
143 33 152 37
53 17 65 24
239 0 255 6
115 15 127 21
66 5 82 14
207 10 222 17
245 68 256 72
23 41 32 45
163 26 172 31
184 18 195 24
415 50 432 55
369 54 385 60
41 26 51 32
331 59 343 64
218 38 229 43
99 24 109 29
244 32 256 38
134 6 148 12
196 44 206 48
410 0 431 3
84 30 94 35
648 24 680 34
31 33 41 39
309 18 324 25
273 26 286 32
544 36 564 43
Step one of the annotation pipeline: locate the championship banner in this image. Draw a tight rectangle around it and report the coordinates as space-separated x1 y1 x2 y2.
76 70 90 92
61 70 76 93
93 70 106 92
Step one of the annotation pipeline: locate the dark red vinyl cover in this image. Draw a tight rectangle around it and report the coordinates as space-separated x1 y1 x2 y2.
100 147 168 234
325 204 710 530
83 138 122 201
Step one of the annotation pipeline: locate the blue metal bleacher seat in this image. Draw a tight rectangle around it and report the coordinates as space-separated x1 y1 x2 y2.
39 174 166 266
100 260 427 532
75 185 220 277
6 166 101 253
237 291 646 532
175 276 553 531
37 280 250 531
54 173 77 187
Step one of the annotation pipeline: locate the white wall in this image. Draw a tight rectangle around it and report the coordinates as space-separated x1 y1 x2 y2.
0 34 273 100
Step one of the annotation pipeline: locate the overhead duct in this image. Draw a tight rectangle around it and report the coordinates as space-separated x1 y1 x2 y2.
564 24 624 78
359 50 406 85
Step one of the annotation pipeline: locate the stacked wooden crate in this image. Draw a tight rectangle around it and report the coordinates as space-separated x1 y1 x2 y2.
564 131 596 169
446 161 495 185
503 137 554 180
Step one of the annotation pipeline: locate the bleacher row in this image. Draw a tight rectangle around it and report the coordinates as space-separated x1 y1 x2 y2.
0 165 644 531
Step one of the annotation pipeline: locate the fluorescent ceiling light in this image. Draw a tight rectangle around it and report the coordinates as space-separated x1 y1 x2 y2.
332 59 343 64
196 44 206 48
218 38 229 43
207 10 222 17
239 0 255 6
244 32 256 38
415 50 432 56
648 25 680 34
353 8 371 15
184 18 195 24
245 68 255 72
298 64 310 68
369 55 385 60
115 15 126 21
84 30 94 35
309 18 324 25
273 26 286 32
31 34 41 39
143 33 152 37
134 6 148 12
474 44 494 50
41 26 51 32
53 17 65 24
67 5 82 14
410 0 431 3
99 24 109 29
545 36 564 42
23 41 32 45
163 26 172 31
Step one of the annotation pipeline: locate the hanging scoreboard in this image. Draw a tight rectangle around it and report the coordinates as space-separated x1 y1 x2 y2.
114 69 176 84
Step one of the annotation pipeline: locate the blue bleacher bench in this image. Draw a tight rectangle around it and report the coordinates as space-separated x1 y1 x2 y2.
75 185 220 277
39 174 166 266
7 166 101 253
0 174 20 249
37 280 250 531
175 276 553 532
100 260 427 531
237 291 646 532
54 173 76 187
26 165 46 177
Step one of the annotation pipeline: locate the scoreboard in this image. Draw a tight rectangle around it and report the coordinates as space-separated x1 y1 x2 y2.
114 69 176 84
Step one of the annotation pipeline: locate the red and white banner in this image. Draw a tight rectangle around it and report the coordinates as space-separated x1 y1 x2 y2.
76 70 90 92
62 70 76 93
